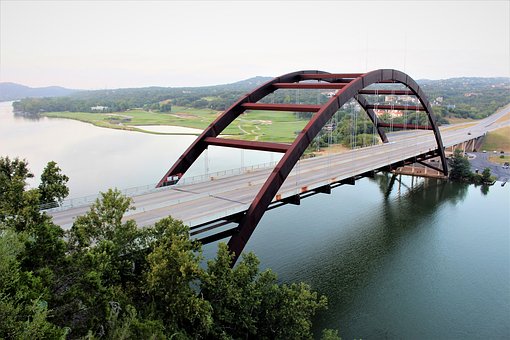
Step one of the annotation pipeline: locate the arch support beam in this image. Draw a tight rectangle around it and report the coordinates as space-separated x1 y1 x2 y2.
156 69 448 265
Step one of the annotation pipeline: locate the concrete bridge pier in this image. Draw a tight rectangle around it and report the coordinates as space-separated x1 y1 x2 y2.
447 135 484 155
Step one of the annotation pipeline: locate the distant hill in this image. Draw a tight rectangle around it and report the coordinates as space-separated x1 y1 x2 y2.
210 76 272 91
0 82 79 101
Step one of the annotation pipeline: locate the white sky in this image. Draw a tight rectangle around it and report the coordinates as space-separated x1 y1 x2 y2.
1 0 509 89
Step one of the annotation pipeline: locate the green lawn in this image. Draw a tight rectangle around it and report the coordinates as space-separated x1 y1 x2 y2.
42 107 310 142
481 126 510 152
219 111 308 142
489 155 510 165
43 106 220 133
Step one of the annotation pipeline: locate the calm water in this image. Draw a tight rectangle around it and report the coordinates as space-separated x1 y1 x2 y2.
0 102 278 198
1 101 509 338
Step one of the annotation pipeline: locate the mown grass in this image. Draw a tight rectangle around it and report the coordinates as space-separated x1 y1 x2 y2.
442 122 478 131
44 106 220 131
495 113 510 124
220 111 308 142
489 155 510 165
447 117 476 124
42 107 310 142
481 126 510 152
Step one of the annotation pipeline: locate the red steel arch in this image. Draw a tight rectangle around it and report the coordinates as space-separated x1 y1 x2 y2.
157 69 448 263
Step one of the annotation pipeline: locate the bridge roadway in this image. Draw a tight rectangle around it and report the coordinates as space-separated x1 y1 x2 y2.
49 106 509 232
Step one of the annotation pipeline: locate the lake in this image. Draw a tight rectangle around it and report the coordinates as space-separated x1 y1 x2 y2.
1 101 508 339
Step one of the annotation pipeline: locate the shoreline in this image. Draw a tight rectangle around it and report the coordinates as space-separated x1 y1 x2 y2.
40 113 202 136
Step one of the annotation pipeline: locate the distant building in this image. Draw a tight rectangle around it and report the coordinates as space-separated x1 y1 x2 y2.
399 95 416 103
375 109 403 118
385 95 416 104
91 106 108 112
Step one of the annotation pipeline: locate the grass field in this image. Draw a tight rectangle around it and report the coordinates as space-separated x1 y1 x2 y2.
495 113 510 124
43 106 220 134
442 122 477 131
446 117 476 124
221 111 309 142
42 107 309 142
489 155 510 165
481 126 510 152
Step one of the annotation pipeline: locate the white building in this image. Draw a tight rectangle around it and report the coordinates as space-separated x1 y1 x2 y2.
91 106 108 112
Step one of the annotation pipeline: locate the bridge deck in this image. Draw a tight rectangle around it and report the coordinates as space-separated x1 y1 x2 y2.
48 107 509 231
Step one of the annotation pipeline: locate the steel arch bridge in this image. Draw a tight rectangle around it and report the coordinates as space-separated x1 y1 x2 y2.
157 69 448 263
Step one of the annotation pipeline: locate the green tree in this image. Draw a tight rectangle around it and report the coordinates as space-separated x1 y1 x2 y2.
0 214 67 339
321 329 342 340
39 161 69 207
68 189 134 250
0 158 66 269
146 217 213 336
1 158 339 339
202 243 329 339
481 167 492 183
448 149 472 181
0 157 34 226
62 189 146 336
159 102 172 112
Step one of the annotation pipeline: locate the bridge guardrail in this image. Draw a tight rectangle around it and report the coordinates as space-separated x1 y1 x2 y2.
41 161 278 212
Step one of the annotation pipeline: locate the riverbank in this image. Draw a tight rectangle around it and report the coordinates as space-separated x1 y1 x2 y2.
42 106 309 142
42 107 215 136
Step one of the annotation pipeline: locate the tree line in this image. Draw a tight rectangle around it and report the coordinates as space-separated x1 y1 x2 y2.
12 77 509 123
0 156 340 339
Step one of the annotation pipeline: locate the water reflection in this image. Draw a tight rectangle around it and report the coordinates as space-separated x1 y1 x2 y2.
0 101 279 197
310 176 466 283
13 111 42 121
254 175 473 337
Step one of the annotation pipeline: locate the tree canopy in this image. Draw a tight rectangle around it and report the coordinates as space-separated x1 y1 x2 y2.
0 156 339 339
39 161 69 208
448 149 495 185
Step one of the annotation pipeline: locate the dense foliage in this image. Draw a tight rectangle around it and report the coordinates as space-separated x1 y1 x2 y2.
448 149 495 184
420 77 510 119
12 77 271 115
0 157 339 339
39 161 69 208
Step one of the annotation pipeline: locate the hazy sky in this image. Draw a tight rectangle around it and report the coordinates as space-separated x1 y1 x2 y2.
1 0 509 89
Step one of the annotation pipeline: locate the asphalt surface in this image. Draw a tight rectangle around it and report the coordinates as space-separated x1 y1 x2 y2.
48 105 510 230
467 152 510 183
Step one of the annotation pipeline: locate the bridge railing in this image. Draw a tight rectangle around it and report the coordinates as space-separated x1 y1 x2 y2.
41 161 278 212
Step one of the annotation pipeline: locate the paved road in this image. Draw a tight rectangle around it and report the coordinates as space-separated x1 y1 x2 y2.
468 152 510 182
48 105 510 230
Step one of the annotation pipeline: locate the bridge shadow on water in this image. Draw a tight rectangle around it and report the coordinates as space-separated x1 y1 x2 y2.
201 174 474 338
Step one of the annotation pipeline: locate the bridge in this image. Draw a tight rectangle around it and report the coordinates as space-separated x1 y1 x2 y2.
48 69 509 263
